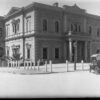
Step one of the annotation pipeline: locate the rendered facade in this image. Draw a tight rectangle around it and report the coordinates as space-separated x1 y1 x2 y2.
4 2 100 63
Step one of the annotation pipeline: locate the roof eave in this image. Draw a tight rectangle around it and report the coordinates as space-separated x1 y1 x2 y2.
4 8 23 20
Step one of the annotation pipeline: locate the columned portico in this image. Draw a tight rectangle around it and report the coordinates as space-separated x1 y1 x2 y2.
67 39 78 62
69 38 72 62
66 39 86 62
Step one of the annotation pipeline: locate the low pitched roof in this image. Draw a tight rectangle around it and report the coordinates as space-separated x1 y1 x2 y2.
7 7 21 16
4 2 100 21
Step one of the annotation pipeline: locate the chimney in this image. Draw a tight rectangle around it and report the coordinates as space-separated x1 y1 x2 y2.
53 2 59 7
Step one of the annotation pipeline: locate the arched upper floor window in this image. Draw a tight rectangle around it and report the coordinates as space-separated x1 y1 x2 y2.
97 28 100 37
43 19 47 32
70 24 81 32
55 21 59 33
12 19 20 34
89 26 92 34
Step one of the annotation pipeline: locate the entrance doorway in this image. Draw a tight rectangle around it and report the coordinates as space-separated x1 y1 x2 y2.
77 41 85 62
66 40 85 62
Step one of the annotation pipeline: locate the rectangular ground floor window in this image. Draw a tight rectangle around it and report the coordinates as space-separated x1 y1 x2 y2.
55 48 59 59
43 48 48 59
12 48 19 55
7 49 9 57
27 48 30 59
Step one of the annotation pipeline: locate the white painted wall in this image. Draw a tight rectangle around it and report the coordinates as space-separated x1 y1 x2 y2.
5 39 23 57
24 11 35 35
5 14 23 37
25 37 35 62
5 9 35 61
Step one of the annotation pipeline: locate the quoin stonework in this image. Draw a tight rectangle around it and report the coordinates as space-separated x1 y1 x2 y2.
2 2 100 63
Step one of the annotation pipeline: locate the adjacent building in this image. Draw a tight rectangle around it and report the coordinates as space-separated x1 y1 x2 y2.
4 2 100 63
0 16 5 58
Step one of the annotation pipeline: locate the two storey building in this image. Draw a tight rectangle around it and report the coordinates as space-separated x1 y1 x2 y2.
4 2 100 63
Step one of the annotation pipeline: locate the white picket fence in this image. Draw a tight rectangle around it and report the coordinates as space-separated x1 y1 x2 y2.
7 60 53 72
6 60 90 73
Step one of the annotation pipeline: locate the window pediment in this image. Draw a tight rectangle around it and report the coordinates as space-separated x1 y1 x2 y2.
26 43 31 48
7 7 21 16
12 19 20 24
12 45 20 49
26 16 31 19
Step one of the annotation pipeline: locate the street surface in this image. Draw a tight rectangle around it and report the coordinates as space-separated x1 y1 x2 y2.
0 63 98 98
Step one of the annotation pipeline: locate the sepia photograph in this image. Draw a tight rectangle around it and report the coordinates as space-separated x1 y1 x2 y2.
0 0 100 98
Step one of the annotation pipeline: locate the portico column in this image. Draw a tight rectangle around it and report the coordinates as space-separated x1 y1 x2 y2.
85 41 88 62
73 41 77 63
75 41 77 62
69 38 72 62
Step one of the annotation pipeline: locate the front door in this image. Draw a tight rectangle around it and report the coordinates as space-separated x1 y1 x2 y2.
77 41 85 62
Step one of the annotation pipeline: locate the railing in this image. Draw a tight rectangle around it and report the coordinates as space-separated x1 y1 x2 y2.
7 60 53 73
6 60 90 72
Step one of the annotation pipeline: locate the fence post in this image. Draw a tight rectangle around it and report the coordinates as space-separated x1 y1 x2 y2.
45 61 47 72
8 60 9 67
33 61 34 70
37 60 40 71
18 61 20 69
16 61 17 68
13 61 14 68
66 60 68 72
11 61 12 68
24 61 26 69
49 60 52 73
30 61 32 69
17 61 18 68
27 61 29 70
12 61 15 68
81 60 84 71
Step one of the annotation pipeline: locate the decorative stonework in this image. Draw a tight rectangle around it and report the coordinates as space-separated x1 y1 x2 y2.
26 43 31 49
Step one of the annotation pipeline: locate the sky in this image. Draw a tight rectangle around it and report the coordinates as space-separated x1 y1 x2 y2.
1 0 100 16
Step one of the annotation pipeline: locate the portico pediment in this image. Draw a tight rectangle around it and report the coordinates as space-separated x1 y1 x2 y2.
6 7 21 16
